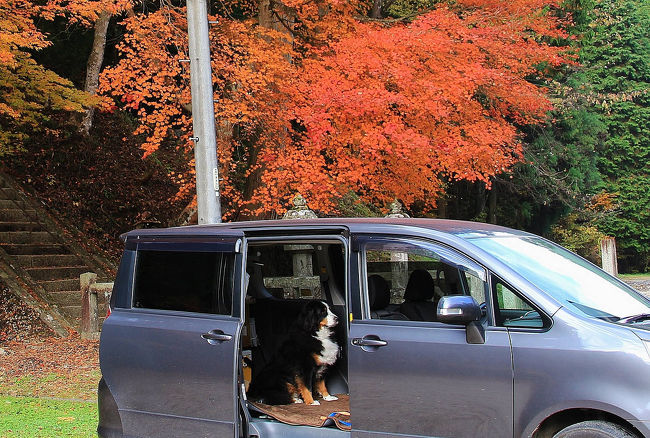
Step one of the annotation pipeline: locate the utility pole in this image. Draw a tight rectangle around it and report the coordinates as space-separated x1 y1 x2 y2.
186 0 222 224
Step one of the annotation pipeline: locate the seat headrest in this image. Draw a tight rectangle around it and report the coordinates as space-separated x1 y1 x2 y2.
404 269 435 302
368 275 391 310
246 262 275 299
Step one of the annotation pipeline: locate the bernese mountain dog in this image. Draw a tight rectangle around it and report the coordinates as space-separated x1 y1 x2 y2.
247 299 340 405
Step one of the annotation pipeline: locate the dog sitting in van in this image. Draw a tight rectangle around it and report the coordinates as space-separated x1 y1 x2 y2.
247 300 339 405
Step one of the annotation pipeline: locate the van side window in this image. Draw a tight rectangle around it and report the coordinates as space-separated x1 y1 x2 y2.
492 278 544 328
364 241 486 322
133 250 234 315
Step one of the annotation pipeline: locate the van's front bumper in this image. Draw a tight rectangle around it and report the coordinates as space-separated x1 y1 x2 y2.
630 419 650 438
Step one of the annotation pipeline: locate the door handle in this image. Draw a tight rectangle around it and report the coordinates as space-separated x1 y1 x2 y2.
351 336 387 347
202 329 233 344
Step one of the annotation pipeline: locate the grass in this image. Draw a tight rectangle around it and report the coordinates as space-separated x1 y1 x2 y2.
0 371 101 401
619 273 650 279
0 396 97 437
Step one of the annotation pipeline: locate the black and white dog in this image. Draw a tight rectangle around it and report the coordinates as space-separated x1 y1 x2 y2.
247 300 339 405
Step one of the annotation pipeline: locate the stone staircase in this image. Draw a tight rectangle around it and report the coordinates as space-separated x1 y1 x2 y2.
0 172 115 335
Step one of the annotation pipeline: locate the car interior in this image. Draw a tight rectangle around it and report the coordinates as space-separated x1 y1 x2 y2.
240 240 349 430
238 238 488 434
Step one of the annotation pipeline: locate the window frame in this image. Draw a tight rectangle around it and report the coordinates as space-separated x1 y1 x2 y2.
243 235 350 309
489 273 553 332
126 237 244 319
357 236 490 326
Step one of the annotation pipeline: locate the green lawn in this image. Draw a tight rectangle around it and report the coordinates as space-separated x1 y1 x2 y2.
0 396 97 437
619 273 650 280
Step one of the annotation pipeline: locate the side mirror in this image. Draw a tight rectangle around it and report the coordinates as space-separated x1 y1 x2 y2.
437 295 481 324
437 295 485 344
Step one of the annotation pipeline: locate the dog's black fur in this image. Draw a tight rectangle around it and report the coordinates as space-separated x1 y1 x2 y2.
247 299 339 405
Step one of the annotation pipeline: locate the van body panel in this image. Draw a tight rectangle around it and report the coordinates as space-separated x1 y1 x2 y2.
250 418 350 437
348 320 513 438
100 233 245 438
630 421 650 437
511 308 650 437
100 310 242 437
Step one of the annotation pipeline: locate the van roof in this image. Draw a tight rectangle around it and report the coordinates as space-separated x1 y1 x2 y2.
122 218 531 241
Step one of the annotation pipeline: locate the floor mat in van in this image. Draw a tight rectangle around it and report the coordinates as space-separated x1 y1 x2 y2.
249 394 350 431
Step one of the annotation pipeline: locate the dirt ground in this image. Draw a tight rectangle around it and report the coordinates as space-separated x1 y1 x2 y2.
0 285 100 401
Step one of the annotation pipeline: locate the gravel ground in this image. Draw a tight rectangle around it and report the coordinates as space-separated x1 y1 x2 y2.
623 279 650 299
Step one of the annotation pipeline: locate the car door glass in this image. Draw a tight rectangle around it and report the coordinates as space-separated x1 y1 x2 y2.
133 250 234 315
364 240 487 322
493 280 544 328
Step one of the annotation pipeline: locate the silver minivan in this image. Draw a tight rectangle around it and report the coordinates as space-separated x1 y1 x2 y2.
98 219 650 438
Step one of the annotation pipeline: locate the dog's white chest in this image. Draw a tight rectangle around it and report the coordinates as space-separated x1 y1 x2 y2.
314 327 339 365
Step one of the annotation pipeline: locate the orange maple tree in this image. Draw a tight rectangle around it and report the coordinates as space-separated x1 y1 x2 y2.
99 0 572 218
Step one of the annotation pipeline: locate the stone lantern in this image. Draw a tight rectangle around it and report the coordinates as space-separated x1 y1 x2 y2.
282 193 318 220
385 199 409 300
280 194 319 298
385 199 410 218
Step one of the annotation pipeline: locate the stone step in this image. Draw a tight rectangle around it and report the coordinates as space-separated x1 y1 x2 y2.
1 243 69 255
0 231 54 244
47 291 81 308
39 278 79 292
0 221 43 232
25 265 89 281
0 209 37 222
0 187 19 200
49 291 109 306
0 199 19 209
58 305 81 324
14 254 82 268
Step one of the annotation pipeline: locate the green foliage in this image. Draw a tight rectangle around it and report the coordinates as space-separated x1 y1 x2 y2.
481 0 649 272
597 176 650 271
549 213 606 264
0 396 97 437
336 192 382 217
385 0 439 18
577 0 650 270
0 51 92 158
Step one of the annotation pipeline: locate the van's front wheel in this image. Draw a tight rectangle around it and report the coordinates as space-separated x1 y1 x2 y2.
553 420 637 438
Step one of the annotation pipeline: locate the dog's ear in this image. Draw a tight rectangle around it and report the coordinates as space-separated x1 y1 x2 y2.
299 300 321 332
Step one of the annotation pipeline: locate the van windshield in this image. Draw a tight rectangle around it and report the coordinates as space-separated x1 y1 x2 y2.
467 234 650 322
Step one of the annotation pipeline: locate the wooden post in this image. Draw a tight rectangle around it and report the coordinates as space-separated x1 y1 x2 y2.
600 237 618 276
80 272 98 336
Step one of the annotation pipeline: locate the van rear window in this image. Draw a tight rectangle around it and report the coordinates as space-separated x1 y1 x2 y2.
133 250 234 315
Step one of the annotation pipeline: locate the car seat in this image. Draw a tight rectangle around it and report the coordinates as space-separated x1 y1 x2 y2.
368 275 407 320
399 269 437 321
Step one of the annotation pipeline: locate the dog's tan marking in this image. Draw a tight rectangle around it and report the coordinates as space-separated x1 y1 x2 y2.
312 353 323 365
315 379 330 398
286 382 298 399
295 376 315 405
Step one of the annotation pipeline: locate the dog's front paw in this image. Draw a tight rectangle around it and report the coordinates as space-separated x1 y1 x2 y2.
293 398 304 404
323 395 338 401
310 400 321 406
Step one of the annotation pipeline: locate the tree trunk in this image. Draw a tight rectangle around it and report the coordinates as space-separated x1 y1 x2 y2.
80 11 111 135
475 182 486 218
437 194 448 218
488 183 497 224
369 0 383 19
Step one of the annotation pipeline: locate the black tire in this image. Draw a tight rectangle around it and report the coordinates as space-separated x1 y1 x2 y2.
553 420 637 438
